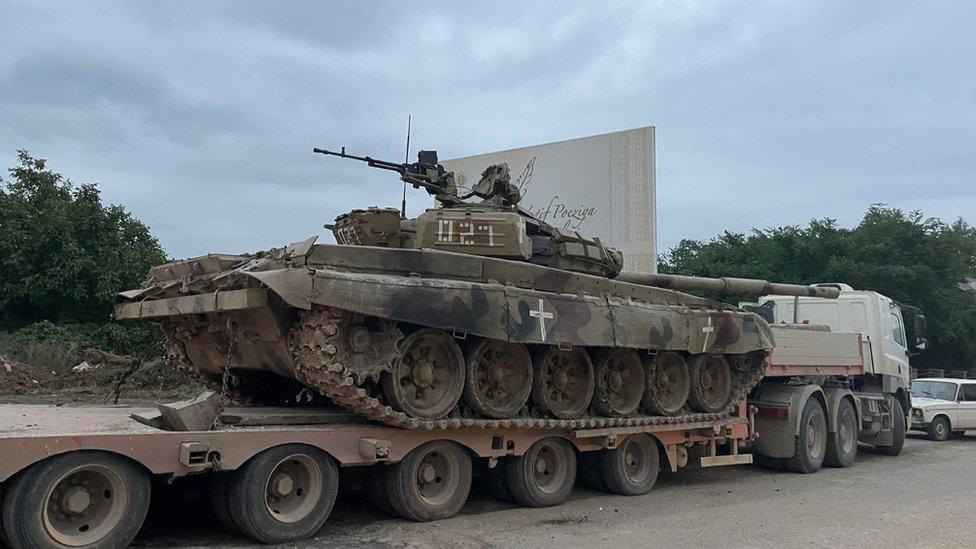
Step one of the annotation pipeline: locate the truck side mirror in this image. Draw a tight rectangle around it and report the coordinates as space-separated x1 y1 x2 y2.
913 315 927 337
914 338 927 352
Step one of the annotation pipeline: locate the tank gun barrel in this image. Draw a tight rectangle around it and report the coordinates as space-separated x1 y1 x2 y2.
615 272 840 299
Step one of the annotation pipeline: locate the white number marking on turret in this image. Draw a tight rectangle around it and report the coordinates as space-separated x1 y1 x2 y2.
529 299 554 341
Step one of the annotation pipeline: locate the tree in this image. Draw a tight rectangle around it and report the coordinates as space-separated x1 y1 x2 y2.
0 150 167 328
660 205 976 371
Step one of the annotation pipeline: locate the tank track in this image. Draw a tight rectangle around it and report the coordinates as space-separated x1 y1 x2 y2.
162 330 256 406
289 306 765 430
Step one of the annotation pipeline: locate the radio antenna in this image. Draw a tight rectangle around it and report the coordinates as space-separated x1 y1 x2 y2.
401 114 411 217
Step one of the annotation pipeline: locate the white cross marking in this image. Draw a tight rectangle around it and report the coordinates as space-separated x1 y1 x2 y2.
529 299 554 341
701 316 715 353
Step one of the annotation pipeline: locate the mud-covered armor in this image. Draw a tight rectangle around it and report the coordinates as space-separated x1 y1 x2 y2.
115 147 839 429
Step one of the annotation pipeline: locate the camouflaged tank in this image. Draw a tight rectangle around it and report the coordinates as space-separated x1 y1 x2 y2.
114 148 839 430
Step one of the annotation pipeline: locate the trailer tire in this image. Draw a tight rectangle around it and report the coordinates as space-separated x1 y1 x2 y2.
785 398 827 474
824 398 858 468
926 416 950 442
366 465 397 516
577 451 608 492
505 437 577 508
210 473 243 534
484 461 515 503
228 444 339 544
600 434 660 496
1 451 150 549
385 441 472 522
876 398 907 454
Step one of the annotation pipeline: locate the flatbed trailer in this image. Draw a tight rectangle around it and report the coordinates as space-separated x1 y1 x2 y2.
0 322 909 548
0 398 754 548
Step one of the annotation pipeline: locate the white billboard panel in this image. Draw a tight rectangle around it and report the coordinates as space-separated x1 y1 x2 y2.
443 127 656 272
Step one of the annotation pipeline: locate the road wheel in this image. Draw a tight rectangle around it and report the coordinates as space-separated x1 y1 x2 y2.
210 473 243 534
365 466 397 517
927 416 950 442
785 398 827 473
228 444 339 544
577 451 608 492
484 462 515 503
875 398 907 455
824 398 858 468
382 329 466 420
1 451 150 549
599 434 660 496
642 352 691 416
505 438 577 507
592 349 644 417
687 355 732 413
531 348 594 419
463 339 532 419
385 441 472 522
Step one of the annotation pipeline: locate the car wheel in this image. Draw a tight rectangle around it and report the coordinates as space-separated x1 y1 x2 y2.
927 416 950 442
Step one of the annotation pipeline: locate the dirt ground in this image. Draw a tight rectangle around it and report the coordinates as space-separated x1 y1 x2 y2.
132 432 976 548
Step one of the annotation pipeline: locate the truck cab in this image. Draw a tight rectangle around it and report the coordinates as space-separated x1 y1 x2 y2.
757 283 916 399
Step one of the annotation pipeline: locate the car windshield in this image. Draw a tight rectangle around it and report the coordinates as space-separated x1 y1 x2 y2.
911 381 957 401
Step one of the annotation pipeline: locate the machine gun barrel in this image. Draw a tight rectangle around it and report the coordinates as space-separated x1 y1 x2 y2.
313 147 408 173
615 272 841 299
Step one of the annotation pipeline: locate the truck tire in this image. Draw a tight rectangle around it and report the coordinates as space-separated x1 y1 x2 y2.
0 481 9 548
1 451 150 549
876 399 907 454
365 465 397 517
785 398 827 474
577 451 608 492
210 473 243 534
824 398 857 468
385 440 472 522
599 434 660 496
926 416 950 442
505 437 577 507
228 444 339 544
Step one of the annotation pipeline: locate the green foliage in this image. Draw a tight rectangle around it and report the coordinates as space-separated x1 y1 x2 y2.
660 205 976 370
0 150 167 328
0 321 164 372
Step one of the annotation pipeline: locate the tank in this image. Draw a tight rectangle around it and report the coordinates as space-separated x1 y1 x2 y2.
114 147 837 430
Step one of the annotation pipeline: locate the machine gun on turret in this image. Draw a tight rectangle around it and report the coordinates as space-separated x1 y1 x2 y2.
314 147 462 205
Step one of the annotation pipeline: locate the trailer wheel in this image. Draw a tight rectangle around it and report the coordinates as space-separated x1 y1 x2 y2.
365 465 397 517
785 398 827 473
484 461 515 503
1 451 150 549
926 416 950 442
228 444 339 544
600 434 660 496
577 451 608 492
210 473 243 534
505 437 577 507
824 398 858 468
385 440 472 522
876 397 907 454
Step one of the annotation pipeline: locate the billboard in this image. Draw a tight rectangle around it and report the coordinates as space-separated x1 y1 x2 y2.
443 126 657 273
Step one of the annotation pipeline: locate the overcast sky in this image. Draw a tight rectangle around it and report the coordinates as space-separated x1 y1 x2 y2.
1 1 973 259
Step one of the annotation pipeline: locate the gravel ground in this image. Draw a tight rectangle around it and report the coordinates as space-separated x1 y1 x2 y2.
133 431 976 548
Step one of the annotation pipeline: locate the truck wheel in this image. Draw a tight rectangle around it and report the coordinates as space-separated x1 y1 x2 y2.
210 473 243 534
0 481 9 548
927 416 950 442
505 437 577 507
484 461 515 503
785 398 827 474
228 444 339 544
824 398 858 468
385 441 472 522
1 451 150 549
366 465 397 516
577 451 608 492
687 355 732 414
599 434 660 496
876 398 907 455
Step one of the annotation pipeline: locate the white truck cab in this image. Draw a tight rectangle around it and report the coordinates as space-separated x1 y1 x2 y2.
757 284 915 395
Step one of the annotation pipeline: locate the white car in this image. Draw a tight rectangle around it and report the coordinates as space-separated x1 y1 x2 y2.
910 378 976 441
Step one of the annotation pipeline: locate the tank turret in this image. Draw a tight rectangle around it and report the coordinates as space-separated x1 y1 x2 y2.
615 272 841 299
